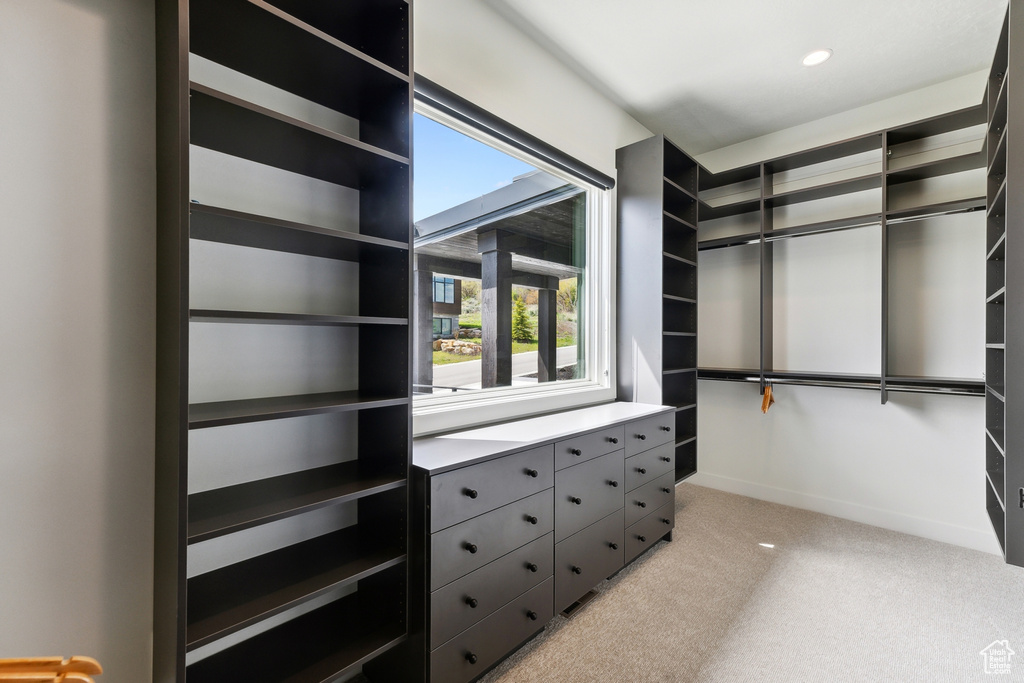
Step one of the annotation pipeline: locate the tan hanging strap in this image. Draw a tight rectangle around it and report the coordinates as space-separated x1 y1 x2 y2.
761 382 775 413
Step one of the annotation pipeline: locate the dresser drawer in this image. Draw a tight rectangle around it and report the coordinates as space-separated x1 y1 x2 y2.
624 500 674 561
624 413 675 456
430 577 554 683
430 533 553 648
554 450 624 542
554 509 624 612
624 471 675 527
624 441 674 491
430 445 554 532
431 489 553 591
554 424 625 470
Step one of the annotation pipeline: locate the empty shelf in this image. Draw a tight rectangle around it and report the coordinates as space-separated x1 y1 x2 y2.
886 149 985 184
187 460 406 543
187 525 405 650
886 104 986 145
190 310 408 327
185 582 406 683
188 391 409 429
189 203 408 261
885 196 985 224
765 133 882 173
698 231 761 251
698 197 760 222
766 173 881 207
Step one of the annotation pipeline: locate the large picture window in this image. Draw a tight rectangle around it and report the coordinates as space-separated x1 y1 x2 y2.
413 98 615 433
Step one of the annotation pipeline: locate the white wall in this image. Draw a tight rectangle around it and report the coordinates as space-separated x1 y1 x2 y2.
691 71 1000 555
415 0 652 177
0 1 155 681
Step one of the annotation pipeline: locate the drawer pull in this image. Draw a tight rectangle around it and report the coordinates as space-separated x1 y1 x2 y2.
466 653 478 665
569 496 582 505
637 467 647 475
609 542 618 550
465 596 478 608
571 566 582 575
608 436 619 444
662 487 672 494
464 488 479 499
636 501 647 508
527 610 538 621
525 468 539 478
638 535 647 542
526 562 538 573
660 425 671 432
525 515 538 525
570 448 582 456
636 433 647 441
660 456 671 463
608 479 618 488
464 542 478 554
661 517 671 525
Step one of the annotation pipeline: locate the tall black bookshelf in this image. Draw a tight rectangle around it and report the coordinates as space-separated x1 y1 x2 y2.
616 135 699 482
155 1 413 679
985 3 1024 568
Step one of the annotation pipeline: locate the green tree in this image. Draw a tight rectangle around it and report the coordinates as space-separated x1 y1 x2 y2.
557 278 578 314
512 293 534 342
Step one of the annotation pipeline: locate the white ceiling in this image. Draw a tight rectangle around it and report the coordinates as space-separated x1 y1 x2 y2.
488 0 1008 154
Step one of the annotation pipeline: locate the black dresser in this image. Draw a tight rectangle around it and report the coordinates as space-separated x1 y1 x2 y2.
367 402 677 682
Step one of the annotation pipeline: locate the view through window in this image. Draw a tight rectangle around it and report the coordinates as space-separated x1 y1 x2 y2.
413 112 588 397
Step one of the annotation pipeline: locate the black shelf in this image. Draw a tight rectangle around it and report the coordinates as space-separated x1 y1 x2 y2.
663 293 697 304
188 391 409 430
765 134 882 173
187 460 406 544
664 176 696 201
698 197 760 222
190 310 408 327
988 286 1006 305
766 173 881 207
989 177 1008 218
699 163 760 192
186 566 407 683
189 203 409 260
663 252 697 267
663 211 697 231
988 127 1008 176
988 468 1006 510
886 104 987 146
189 83 408 191
259 0 411 74
187 524 406 650
190 0 410 156
663 331 697 337
698 231 760 251
989 232 1007 261
884 196 985 224
764 213 881 243
886 149 986 185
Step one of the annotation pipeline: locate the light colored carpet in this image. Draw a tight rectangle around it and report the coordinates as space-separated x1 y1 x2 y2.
478 483 1024 683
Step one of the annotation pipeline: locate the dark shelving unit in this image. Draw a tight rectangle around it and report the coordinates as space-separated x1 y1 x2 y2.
155 0 412 679
617 135 700 481
985 4 1024 567
695 99 987 401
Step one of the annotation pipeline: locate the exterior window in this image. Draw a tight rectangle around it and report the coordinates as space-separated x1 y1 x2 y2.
413 104 613 433
433 277 455 304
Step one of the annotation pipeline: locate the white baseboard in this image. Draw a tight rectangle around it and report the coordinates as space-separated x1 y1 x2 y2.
686 472 1002 556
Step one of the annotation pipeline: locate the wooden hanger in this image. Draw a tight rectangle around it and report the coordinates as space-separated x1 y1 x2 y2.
0 657 101 683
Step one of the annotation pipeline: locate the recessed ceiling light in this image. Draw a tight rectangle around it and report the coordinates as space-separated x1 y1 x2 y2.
802 49 833 67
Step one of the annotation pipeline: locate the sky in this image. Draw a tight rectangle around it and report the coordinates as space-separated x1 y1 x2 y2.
413 113 535 222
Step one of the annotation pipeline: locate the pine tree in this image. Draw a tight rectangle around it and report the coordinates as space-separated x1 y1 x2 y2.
512 293 534 342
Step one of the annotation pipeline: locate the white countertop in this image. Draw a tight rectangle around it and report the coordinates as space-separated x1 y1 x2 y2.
413 401 673 474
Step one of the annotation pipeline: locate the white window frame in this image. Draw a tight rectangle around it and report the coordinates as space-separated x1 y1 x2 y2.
412 100 616 436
